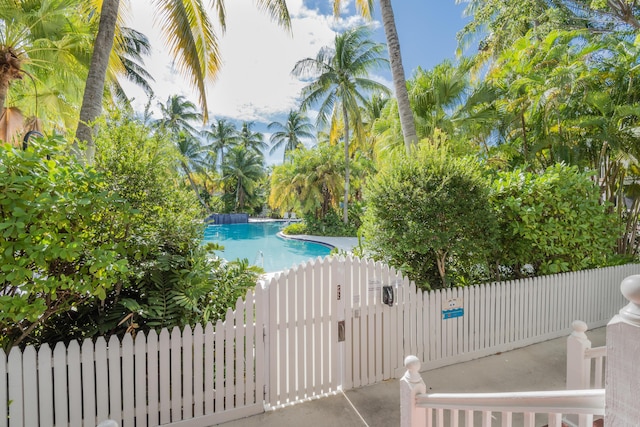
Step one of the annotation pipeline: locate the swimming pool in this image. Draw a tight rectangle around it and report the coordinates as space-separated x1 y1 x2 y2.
202 222 332 273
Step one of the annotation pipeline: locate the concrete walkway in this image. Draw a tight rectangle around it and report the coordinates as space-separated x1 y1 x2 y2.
218 328 605 427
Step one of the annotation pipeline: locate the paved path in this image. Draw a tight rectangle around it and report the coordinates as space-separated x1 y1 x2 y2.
279 233 359 252
218 328 606 427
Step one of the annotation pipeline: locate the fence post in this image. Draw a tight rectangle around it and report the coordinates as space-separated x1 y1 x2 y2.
605 275 640 426
566 320 591 389
400 356 427 427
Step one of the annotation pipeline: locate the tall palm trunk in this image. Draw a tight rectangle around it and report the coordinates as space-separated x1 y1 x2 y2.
182 163 210 211
75 0 120 161
0 48 23 120
379 0 417 152
342 103 350 225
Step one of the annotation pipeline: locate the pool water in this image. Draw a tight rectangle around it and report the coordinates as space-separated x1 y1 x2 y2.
203 222 332 273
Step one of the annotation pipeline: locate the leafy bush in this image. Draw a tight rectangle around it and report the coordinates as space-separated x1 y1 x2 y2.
0 116 264 348
489 164 622 277
362 148 498 289
303 209 359 236
282 222 307 235
0 137 132 348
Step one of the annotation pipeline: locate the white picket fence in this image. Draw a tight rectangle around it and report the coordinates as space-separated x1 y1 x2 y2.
2 258 638 427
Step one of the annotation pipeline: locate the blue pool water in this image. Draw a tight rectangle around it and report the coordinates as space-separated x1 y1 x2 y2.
202 222 332 273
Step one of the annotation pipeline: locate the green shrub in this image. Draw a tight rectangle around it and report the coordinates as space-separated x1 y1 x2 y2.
282 222 307 235
489 163 622 277
362 148 498 289
3 115 263 347
0 137 132 348
303 209 359 236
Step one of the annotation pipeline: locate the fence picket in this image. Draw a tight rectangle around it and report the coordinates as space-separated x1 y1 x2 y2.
193 323 204 418
214 319 224 413
224 307 236 410
235 298 246 407
81 339 96 427
159 328 171 423
107 335 121 422
67 341 83 426
368 258 377 383
134 332 148 427
94 338 109 424
22 346 38 427
300 263 314 393
255 286 266 407
204 322 214 415
311 262 322 398
147 330 159 426
287 270 297 400
295 268 305 399
323 258 333 393
352 258 362 387
53 342 68 426
121 335 135 426
183 324 194 420
8 348 23 427
342 258 354 390
246 293 256 406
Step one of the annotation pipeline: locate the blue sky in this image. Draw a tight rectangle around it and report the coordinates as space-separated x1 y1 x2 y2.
123 0 472 163
372 1 471 77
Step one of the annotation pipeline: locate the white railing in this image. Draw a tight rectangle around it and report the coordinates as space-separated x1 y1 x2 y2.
402 274 640 427
401 355 605 427
566 320 607 390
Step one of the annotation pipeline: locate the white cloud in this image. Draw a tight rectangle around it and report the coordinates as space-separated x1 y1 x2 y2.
122 0 380 125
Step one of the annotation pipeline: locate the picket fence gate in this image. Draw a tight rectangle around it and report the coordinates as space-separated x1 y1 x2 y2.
2 257 638 427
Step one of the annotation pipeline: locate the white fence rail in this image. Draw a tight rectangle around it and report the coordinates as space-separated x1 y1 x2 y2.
566 320 607 390
2 259 639 426
401 355 605 427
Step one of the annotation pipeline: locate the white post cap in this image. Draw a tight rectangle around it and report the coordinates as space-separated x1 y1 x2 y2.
620 275 640 326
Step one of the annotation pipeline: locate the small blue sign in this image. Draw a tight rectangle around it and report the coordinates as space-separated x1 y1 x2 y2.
442 307 464 320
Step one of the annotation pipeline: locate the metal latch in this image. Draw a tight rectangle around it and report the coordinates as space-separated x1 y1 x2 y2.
338 320 345 342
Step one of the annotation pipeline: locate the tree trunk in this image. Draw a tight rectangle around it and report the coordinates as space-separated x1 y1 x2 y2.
74 0 120 161
182 163 210 211
342 103 350 225
379 0 418 153
0 79 8 120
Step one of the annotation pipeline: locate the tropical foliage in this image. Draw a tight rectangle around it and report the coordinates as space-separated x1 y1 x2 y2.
362 145 497 289
489 164 624 277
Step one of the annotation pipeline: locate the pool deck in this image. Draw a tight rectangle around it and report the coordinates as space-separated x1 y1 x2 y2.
278 233 359 252
248 218 359 253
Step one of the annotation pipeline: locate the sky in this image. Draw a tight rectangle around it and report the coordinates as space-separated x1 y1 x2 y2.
122 0 471 164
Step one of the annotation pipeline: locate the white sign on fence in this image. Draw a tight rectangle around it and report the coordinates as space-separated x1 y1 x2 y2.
442 298 464 320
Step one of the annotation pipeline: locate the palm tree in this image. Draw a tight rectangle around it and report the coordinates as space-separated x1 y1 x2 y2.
109 27 155 104
75 0 291 157
0 0 92 133
238 121 268 157
332 0 418 152
222 145 265 211
154 94 202 137
175 132 209 210
293 25 389 224
202 118 239 171
268 110 315 162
